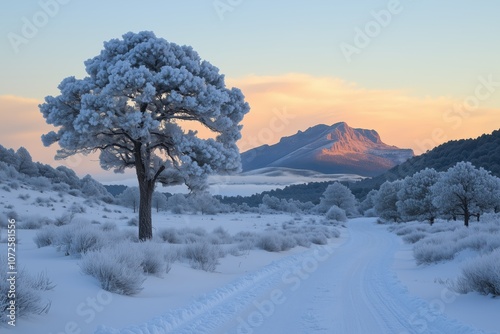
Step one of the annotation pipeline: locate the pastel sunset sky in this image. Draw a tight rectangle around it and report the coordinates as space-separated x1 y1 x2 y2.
1 0 500 182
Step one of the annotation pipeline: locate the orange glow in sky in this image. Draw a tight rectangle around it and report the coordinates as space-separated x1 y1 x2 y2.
1 73 499 181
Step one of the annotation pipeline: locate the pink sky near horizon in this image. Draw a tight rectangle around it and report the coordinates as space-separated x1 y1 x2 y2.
1 73 499 182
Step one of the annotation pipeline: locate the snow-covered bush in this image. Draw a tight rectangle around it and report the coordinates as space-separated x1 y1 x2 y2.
0 257 53 323
413 239 456 265
34 226 58 248
158 228 183 244
316 182 358 216
136 242 171 276
307 232 328 245
53 223 108 256
183 242 224 272
29 176 51 190
454 249 500 296
257 232 297 252
80 243 145 295
18 193 30 201
210 226 233 245
127 217 138 226
325 205 348 222
100 222 117 232
6 210 19 221
402 231 428 244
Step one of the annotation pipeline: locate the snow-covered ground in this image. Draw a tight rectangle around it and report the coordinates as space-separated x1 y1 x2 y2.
2 183 500 333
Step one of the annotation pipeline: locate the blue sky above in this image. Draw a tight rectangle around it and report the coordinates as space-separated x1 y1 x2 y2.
2 0 500 100
1 0 500 181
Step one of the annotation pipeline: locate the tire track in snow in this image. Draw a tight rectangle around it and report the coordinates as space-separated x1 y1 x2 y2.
94 245 337 334
96 219 492 334
243 218 491 334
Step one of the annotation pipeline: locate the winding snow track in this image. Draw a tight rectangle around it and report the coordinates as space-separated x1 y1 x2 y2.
96 218 488 334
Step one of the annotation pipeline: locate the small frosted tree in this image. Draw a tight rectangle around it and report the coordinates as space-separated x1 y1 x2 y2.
152 191 168 213
375 180 403 222
397 168 440 224
40 31 249 240
119 187 140 213
359 189 378 217
431 162 500 227
317 182 358 217
16 147 39 176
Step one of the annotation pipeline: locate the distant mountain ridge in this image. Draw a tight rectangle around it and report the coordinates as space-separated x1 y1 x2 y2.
241 122 414 177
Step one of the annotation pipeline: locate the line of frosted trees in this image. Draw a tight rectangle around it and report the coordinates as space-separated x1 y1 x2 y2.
362 161 500 226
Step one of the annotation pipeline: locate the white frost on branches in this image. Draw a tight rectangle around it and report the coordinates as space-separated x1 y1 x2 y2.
40 31 249 191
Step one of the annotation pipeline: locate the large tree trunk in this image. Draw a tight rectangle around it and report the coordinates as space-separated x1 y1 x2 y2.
138 179 154 241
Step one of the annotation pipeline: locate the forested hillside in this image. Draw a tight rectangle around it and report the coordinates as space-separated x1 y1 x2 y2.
350 129 500 198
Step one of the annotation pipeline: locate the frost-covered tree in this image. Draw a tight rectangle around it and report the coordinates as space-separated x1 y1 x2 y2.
40 31 249 240
152 191 168 213
317 182 358 217
81 174 111 199
0 145 19 167
374 180 403 222
431 162 500 227
119 187 140 213
188 191 226 215
166 193 189 214
16 147 39 176
359 189 378 217
397 168 440 224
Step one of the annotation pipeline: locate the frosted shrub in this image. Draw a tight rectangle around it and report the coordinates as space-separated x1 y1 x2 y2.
18 217 42 230
183 242 224 272
0 257 53 322
210 226 233 245
454 249 500 296
100 222 117 231
181 228 208 244
293 234 312 248
158 228 182 244
325 205 347 222
80 243 145 295
402 231 428 244
136 242 170 276
413 239 456 265
127 217 138 226
308 232 328 245
54 223 107 256
257 232 297 252
29 176 51 190
34 226 58 248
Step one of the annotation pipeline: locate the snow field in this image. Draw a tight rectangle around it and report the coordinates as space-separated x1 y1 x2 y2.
391 217 500 333
0 181 345 332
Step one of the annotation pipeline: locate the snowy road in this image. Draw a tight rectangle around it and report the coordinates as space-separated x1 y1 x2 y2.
96 218 487 334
